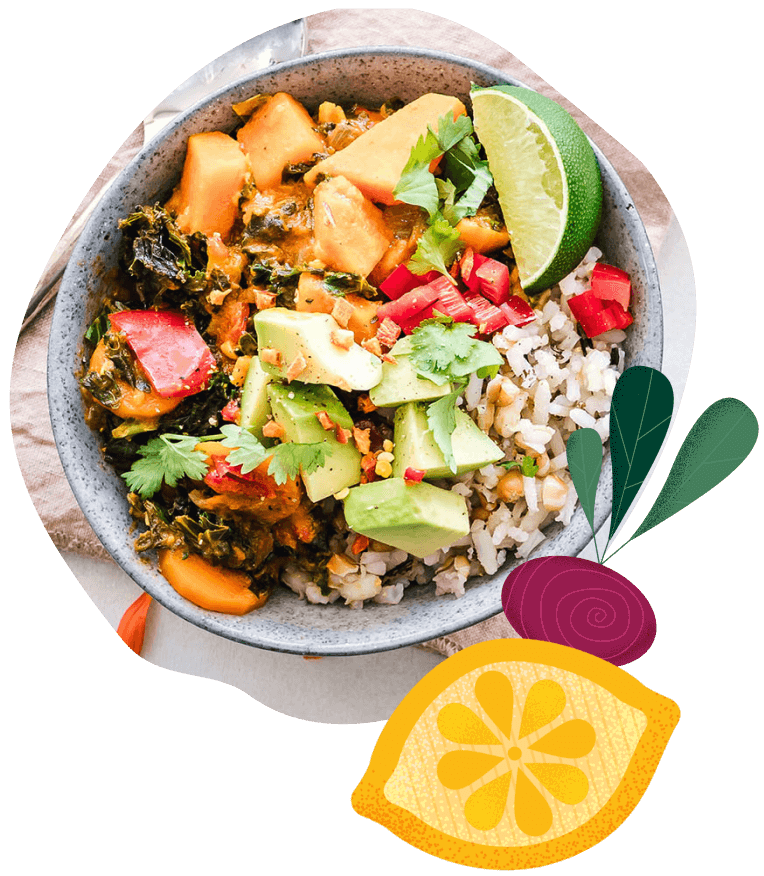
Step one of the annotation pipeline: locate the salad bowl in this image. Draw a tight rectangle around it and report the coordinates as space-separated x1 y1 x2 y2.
48 47 662 655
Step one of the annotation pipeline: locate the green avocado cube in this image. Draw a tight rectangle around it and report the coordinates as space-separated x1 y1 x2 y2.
254 308 382 391
239 358 272 441
392 401 504 479
343 478 470 558
268 383 361 502
369 338 451 407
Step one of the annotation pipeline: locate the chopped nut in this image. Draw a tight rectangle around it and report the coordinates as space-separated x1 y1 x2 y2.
361 337 384 359
333 487 350 501
254 289 277 310
209 288 230 306
286 352 307 382
353 426 371 455
260 347 282 367
315 410 335 431
453 555 471 576
486 375 504 404
477 402 495 432
376 317 401 349
335 425 352 444
220 340 237 360
542 474 569 511
535 453 551 477
330 328 355 350
382 439 394 453
262 419 286 439
331 297 354 328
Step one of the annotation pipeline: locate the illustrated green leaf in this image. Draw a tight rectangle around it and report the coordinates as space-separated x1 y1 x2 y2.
565 428 603 532
630 398 758 541
609 366 674 540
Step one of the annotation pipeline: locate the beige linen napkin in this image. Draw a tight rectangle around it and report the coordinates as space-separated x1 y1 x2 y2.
10 9 672 656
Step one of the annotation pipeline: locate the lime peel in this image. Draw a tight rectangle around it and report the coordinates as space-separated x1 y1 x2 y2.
471 85 602 294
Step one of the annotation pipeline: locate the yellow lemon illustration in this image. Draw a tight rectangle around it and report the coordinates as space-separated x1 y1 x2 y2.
352 639 679 869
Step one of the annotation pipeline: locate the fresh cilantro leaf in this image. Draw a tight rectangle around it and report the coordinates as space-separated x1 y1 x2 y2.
426 385 465 474
393 127 441 216
500 456 540 477
408 318 502 384
267 443 329 485
122 434 208 498
408 214 462 279
432 112 473 152
219 424 269 474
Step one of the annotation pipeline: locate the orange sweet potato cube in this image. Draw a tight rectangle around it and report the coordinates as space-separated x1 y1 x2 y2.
237 93 326 190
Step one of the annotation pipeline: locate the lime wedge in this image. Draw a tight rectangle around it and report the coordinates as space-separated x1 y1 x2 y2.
471 85 602 294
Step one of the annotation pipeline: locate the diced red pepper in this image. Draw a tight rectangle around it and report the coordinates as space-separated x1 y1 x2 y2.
460 248 490 293
404 467 425 482
500 296 536 327
351 534 370 555
109 310 216 398
377 284 442 327
466 295 508 335
567 290 633 337
590 263 632 310
434 281 474 323
220 399 240 423
218 301 250 349
379 265 440 300
475 258 511 305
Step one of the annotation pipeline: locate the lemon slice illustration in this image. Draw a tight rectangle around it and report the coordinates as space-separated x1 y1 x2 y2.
352 639 679 869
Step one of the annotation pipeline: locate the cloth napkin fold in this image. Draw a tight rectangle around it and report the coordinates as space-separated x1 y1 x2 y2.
10 9 672 656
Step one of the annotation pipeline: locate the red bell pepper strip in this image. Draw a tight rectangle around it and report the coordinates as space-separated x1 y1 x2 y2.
109 310 216 398
590 263 632 310
567 290 633 337
475 258 511 305
500 296 536 327
377 284 441 326
460 248 490 293
466 295 508 335
379 265 440 300
434 281 474 323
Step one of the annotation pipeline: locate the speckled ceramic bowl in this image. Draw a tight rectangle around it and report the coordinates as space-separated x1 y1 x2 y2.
48 47 662 655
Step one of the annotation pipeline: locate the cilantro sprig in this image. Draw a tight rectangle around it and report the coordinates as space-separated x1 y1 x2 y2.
408 316 503 385
409 316 504 471
393 111 494 279
123 425 328 497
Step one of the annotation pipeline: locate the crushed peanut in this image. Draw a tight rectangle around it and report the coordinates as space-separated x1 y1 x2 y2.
330 328 355 350
230 355 251 388
286 352 307 382
260 347 282 367
262 419 286 439
361 337 384 359
254 289 277 310
352 426 371 455
315 410 335 430
331 297 354 328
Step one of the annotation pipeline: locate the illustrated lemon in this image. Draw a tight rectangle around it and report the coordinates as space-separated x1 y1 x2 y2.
471 85 603 294
352 639 679 869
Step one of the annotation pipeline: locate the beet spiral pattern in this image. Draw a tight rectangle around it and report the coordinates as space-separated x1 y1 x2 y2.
502 556 656 665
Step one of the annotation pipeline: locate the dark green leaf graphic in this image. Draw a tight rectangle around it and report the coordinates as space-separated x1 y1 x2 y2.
630 398 758 541
609 366 674 541
566 428 603 532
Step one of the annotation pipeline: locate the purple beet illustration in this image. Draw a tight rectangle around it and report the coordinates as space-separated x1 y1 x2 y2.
502 368 758 665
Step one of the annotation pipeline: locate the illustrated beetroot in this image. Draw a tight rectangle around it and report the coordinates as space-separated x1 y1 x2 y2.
501 556 656 666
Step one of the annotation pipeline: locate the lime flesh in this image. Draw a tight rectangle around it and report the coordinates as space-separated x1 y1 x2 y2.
471 86 602 294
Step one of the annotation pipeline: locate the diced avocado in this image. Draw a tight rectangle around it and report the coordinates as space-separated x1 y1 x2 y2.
254 308 382 391
268 382 361 502
392 402 504 479
343 478 470 558
239 358 272 441
369 338 452 407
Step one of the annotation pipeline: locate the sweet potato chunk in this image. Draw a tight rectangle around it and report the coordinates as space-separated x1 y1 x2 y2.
304 93 466 205
345 293 380 344
165 132 248 240
237 93 325 190
312 176 393 276
456 214 511 253
295 272 336 314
